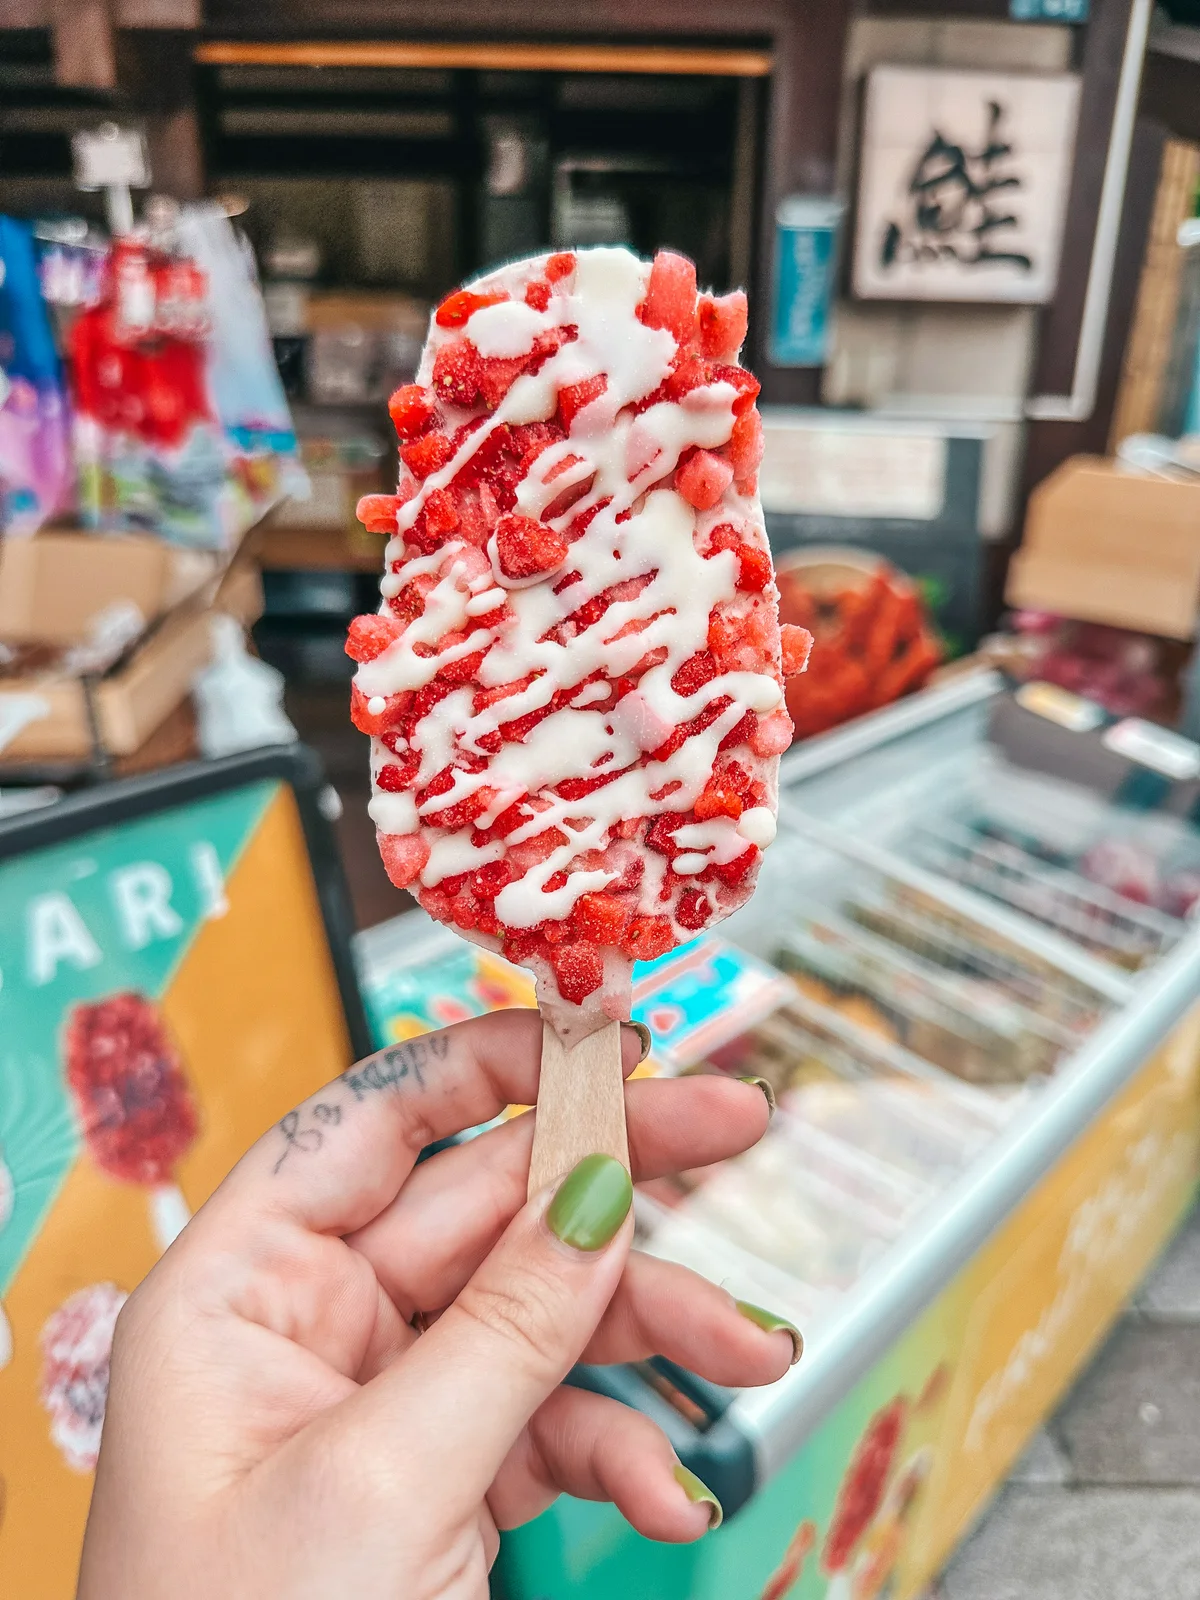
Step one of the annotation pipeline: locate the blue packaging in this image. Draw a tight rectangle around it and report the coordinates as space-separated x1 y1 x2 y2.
770 195 844 368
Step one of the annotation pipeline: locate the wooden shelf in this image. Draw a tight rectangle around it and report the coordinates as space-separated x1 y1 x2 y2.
195 38 772 78
252 518 384 573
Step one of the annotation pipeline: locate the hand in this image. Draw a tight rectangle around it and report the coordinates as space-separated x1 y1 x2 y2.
79 1011 799 1600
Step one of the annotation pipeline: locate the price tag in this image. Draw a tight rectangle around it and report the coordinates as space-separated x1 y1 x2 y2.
72 125 150 191
1103 719 1200 781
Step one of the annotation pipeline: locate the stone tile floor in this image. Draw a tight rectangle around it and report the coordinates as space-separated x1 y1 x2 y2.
924 1201 1200 1599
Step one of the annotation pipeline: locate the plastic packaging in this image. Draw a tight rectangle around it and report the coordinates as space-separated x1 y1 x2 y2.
193 613 297 758
0 216 74 535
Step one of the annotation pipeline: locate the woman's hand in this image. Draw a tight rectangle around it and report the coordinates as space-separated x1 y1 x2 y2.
79 1010 799 1600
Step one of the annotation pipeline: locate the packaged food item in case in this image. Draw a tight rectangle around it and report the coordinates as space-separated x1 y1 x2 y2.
776 553 941 740
355 913 536 1048
776 919 1067 1084
348 245 811 1041
643 1127 902 1299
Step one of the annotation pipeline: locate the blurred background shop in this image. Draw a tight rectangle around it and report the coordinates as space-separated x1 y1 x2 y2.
3 2 1200 1597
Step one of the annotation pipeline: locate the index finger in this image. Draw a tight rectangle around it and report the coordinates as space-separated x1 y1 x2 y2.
200 1011 644 1237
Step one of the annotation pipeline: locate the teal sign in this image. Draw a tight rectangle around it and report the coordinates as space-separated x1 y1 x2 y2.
1010 0 1088 19
0 781 274 1292
770 197 844 369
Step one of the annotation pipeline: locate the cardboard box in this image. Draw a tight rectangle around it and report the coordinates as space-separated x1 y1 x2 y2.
1007 456 1200 640
0 532 218 647
0 553 264 764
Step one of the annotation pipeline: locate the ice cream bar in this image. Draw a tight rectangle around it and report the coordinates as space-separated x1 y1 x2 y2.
349 246 811 1045
63 992 198 1246
39 1282 127 1472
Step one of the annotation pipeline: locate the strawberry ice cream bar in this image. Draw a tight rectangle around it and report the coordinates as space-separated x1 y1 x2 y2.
350 246 811 1035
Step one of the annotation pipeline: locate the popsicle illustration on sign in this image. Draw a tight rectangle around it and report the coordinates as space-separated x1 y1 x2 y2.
63 992 200 1250
348 246 812 1190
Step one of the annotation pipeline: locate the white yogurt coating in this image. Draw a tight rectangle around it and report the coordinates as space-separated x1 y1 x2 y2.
356 246 799 1035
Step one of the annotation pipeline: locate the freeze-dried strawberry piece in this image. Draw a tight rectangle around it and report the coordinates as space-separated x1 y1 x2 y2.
351 685 411 737
388 572 437 624
751 710 794 757
665 355 711 403
697 290 748 360
432 342 483 407
508 827 569 871
781 624 814 676
676 887 712 931
708 609 758 672
737 545 772 592
550 941 605 1004
670 650 718 696
711 364 760 415
719 710 757 752
677 450 734 511
401 431 456 479
346 613 401 663
707 523 769 590
559 373 607 430
645 815 684 856
495 513 569 580
707 847 756 887
608 855 646 895
729 409 764 482
512 420 566 467
356 493 404 534
435 287 508 328
424 487 460 542
525 279 551 311
639 250 698 345
478 354 528 410
388 384 438 439
574 892 630 944
625 914 675 961
423 787 496 832
546 252 576 282
694 784 743 821
376 749 420 790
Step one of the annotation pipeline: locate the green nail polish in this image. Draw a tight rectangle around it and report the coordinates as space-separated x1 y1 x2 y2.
673 1463 723 1530
546 1154 633 1251
736 1300 803 1364
626 1021 653 1063
737 1075 776 1115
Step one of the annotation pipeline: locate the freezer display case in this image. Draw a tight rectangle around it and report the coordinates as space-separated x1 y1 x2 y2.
483 670 1200 1600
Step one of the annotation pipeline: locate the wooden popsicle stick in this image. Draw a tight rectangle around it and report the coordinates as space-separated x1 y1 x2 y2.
527 1016 629 1199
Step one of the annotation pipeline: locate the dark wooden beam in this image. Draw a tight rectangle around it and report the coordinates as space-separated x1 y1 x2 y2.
53 0 117 87
1029 0 1141 400
754 0 855 403
1142 47 1200 144
996 113 1165 625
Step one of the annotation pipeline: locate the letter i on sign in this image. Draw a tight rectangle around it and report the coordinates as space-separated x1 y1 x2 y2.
190 841 229 920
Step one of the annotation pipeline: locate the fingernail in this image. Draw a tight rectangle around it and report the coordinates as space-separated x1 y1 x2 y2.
736 1300 803 1365
673 1463 723 1530
624 1021 653 1063
546 1153 633 1251
737 1075 776 1115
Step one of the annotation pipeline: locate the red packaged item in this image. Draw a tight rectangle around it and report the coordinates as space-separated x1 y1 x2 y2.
777 555 942 741
347 248 812 1034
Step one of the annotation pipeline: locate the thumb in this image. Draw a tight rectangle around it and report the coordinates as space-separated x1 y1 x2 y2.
333 1153 634 1509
